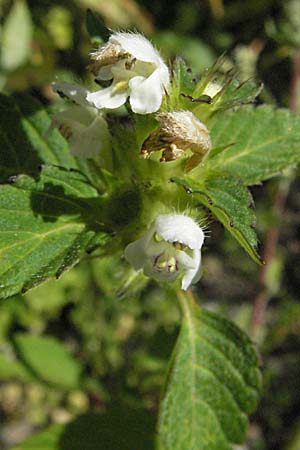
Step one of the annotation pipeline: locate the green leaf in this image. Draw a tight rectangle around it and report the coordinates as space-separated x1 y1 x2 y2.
172 175 261 264
158 296 262 450
0 165 109 299
13 333 81 388
0 0 32 71
86 8 110 45
0 94 77 182
209 105 300 184
171 57 195 104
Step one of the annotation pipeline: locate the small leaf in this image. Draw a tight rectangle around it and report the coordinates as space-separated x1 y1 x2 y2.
86 9 110 45
172 57 195 95
0 165 108 298
166 57 196 110
158 297 262 450
172 175 261 264
0 94 77 182
1 0 32 71
14 333 81 388
209 105 300 184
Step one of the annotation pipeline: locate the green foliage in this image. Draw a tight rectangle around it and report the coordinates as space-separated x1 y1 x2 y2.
0 94 77 182
1 2 300 449
0 165 108 299
208 105 300 184
14 333 81 389
158 296 261 450
172 175 261 264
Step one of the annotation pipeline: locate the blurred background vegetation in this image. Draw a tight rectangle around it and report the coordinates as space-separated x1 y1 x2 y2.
0 0 300 449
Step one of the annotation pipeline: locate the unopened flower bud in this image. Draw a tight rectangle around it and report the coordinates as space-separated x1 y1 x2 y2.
141 111 211 172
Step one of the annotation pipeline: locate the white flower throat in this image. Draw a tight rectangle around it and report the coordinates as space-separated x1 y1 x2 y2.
152 234 192 276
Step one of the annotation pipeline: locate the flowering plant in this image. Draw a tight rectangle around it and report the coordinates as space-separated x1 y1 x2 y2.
1 11 300 450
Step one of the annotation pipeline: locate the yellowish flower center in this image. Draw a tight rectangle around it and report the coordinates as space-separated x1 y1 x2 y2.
154 252 177 273
111 80 129 94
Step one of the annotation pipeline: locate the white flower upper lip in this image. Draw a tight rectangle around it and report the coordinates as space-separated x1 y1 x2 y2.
124 214 205 290
86 32 170 114
155 213 204 250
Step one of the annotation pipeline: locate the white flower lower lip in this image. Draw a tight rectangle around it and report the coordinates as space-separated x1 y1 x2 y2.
124 214 205 290
86 32 170 114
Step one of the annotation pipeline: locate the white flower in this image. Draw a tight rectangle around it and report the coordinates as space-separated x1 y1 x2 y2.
86 32 170 114
125 214 205 290
52 82 111 161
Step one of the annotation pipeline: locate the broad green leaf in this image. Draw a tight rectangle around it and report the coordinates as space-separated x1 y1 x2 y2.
0 94 77 182
1 0 32 71
0 165 109 299
172 175 261 264
12 408 155 450
13 333 81 388
158 297 261 450
208 105 300 184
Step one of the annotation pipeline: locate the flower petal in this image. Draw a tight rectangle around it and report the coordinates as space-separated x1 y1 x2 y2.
52 105 96 126
111 32 161 64
181 250 202 290
129 71 164 114
124 236 149 271
52 82 91 107
70 115 111 158
52 105 111 159
155 214 204 250
87 85 128 109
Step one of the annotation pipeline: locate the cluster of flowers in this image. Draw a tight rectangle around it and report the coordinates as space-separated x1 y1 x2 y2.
52 32 208 291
